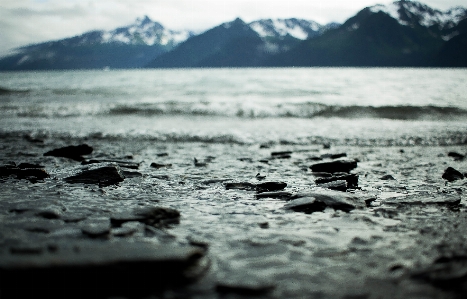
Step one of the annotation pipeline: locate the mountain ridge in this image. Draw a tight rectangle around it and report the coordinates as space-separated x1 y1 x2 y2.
0 1 466 70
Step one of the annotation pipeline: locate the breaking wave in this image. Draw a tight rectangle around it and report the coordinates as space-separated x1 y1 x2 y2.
8 101 465 120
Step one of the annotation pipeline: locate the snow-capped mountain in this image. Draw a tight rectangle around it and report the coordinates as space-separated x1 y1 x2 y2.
0 16 194 70
100 16 193 47
249 18 324 40
369 1 467 39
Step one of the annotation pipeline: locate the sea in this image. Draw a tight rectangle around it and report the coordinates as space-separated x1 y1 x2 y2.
1 67 466 147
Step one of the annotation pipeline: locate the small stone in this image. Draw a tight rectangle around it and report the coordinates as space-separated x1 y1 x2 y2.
310 159 357 173
150 162 172 169
318 180 348 191
448 152 465 161
224 182 256 191
81 218 111 238
380 174 395 180
64 164 125 186
256 191 292 199
284 189 365 214
442 167 464 182
315 173 358 189
256 182 287 193
44 144 93 161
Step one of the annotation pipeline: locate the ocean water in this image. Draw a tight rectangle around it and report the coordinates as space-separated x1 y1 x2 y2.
1 67 466 146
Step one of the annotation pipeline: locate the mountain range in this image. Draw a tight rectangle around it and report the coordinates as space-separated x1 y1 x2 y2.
0 0 465 70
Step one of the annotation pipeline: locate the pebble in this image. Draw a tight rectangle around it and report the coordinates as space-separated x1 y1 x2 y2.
64 164 125 186
44 144 93 161
442 167 464 182
310 159 358 173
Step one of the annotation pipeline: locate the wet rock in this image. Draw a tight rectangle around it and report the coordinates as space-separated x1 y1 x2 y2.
255 173 266 180
284 189 365 214
0 164 49 182
380 174 396 180
448 152 465 161
256 181 287 193
442 167 464 182
315 173 359 189
17 163 44 169
0 241 209 298
271 151 292 159
64 164 124 187
224 182 256 191
122 170 142 178
157 152 169 157
44 144 93 161
150 162 172 169
111 207 180 228
383 193 461 206
310 159 357 173
194 157 207 167
256 191 292 199
318 180 348 191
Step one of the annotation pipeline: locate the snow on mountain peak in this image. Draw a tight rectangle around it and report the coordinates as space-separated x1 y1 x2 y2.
101 16 193 46
249 19 323 40
370 1 467 29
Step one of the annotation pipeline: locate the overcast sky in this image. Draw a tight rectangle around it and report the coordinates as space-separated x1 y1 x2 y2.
0 0 465 56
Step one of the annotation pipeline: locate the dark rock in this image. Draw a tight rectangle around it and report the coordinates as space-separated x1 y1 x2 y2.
112 207 180 228
224 182 256 191
0 164 49 182
315 173 359 189
256 191 292 199
271 151 292 159
156 152 169 157
448 152 465 161
194 158 207 167
64 164 124 186
17 163 44 169
122 170 142 178
0 241 209 299
256 182 287 193
317 180 348 191
150 162 172 169
284 189 365 214
380 174 396 180
255 173 266 180
442 167 464 182
44 144 93 161
310 159 357 173
383 193 461 206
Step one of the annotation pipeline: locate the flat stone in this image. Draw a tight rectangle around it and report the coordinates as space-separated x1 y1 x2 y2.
383 193 461 206
315 173 358 189
284 189 365 213
0 241 209 298
317 180 348 191
310 159 357 173
44 144 93 161
442 167 464 182
256 181 287 193
64 164 125 186
256 191 292 199
81 218 111 237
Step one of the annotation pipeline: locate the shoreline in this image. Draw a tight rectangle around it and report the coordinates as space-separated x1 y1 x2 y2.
1 134 467 298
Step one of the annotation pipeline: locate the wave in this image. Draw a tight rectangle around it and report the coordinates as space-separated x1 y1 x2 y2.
108 103 467 120
2 100 467 120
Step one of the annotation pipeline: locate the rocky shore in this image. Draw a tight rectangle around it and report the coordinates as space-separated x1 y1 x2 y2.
1 133 467 299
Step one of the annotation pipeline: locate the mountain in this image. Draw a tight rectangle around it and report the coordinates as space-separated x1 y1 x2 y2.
146 18 335 68
0 16 194 70
267 0 467 67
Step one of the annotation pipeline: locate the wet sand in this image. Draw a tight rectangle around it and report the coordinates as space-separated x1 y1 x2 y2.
1 133 467 299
